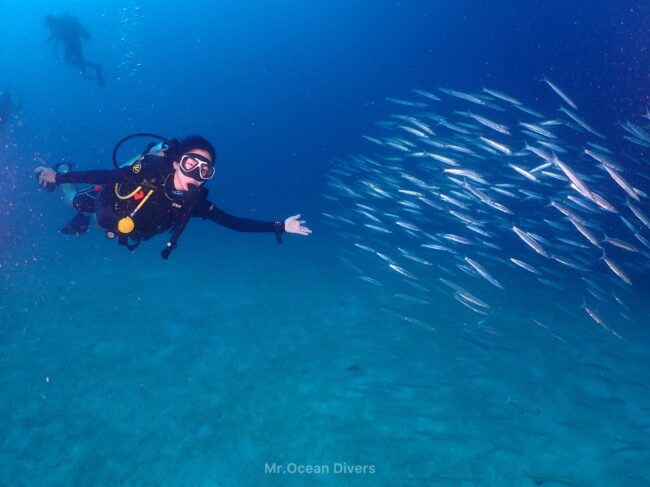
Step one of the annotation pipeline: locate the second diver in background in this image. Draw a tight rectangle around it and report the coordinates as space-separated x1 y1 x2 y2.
44 13 105 86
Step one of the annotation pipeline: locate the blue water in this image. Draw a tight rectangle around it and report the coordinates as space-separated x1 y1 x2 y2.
1 1 649 485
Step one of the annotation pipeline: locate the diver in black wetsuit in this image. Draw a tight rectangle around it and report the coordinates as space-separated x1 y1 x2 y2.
44 13 105 86
34 135 311 258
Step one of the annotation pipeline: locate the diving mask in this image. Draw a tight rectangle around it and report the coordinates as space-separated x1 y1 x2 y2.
179 152 215 181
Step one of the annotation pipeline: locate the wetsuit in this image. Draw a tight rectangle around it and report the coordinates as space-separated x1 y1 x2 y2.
55 154 284 249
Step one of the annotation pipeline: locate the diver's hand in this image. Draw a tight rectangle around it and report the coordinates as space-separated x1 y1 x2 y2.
284 214 312 236
34 167 57 187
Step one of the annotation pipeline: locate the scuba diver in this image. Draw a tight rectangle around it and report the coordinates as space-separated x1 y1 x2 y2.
44 13 104 86
34 134 311 259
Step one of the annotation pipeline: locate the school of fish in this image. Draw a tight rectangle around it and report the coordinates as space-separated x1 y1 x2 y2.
323 79 649 341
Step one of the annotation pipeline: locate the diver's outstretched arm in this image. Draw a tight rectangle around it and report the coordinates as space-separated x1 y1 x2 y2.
194 201 311 239
195 200 284 234
34 165 137 187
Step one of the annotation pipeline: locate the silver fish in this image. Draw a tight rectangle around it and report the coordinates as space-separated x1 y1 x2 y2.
543 76 578 110
567 216 601 247
468 113 511 135
364 223 392 234
514 103 544 118
439 88 486 105
442 234 474 245
449 210 482 226
386 97 427 107
360 275 383 286
602 255 633 285
551 153 594 202
395 220 422 232
604 236 639 253
512 225 549 257
356 209 382 223
398 189 424 197
362 135 383 145
510 257 541 274
530 161 553 173
551 254 589 271
464 257 504 289
411 88 441 101
559 106 605 139
408 118 435 135
454 293 489 315
427 152 459 166
520 122 556 139
403 316 438 332
626 201 650 230
600 163 640 201
422 243 455 253
509 164 540 182
482 87 522 105
444 168 487 184
389 263 418 279
583 303 608 329
399 125 428 138
456 291 490 308
480 136 512 155
354 243 376 253
440 193 469 209
590 191 618 214
386 141 412 152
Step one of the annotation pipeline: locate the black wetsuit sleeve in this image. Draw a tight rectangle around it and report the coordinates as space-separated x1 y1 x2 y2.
194 199 285 235
55 163 159 185
55 167 133 185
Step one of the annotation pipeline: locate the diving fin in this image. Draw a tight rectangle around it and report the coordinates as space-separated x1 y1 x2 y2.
61 213 91 235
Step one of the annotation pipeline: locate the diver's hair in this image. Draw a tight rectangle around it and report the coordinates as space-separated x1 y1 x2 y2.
177 135 216 164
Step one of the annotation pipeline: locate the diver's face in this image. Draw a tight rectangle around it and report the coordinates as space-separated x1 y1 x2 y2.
172 148 213 191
